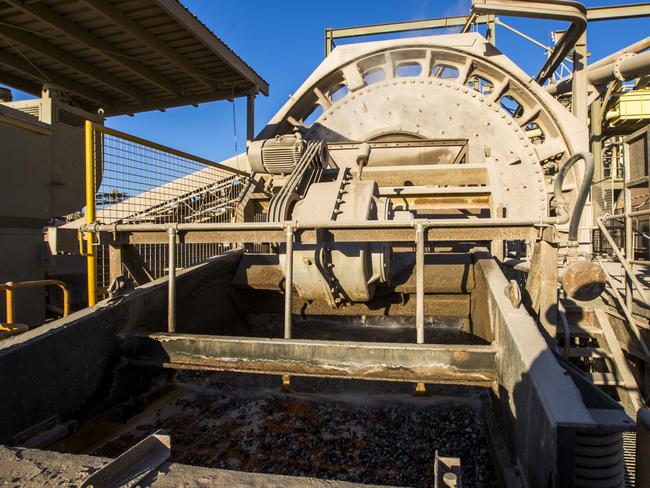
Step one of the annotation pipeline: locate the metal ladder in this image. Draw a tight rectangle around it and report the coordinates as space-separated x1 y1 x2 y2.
557 297 644 413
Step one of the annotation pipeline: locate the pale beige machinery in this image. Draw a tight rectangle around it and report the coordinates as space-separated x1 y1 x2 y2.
244 33 593 306
2 2 650 488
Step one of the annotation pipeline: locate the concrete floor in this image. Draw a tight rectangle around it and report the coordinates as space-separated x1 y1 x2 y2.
0 445 394 487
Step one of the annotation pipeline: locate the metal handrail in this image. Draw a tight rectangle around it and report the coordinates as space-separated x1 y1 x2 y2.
81 218 548 233
601 209 650 221
83 120 251 308
596 259 650 359
0 279 70 325
596 219 650 306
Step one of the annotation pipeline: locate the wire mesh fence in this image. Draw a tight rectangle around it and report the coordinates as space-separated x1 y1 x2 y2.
87 124 251 296
93 127 249 225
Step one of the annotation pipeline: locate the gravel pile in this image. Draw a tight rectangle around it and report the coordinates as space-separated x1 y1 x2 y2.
93 373 496 487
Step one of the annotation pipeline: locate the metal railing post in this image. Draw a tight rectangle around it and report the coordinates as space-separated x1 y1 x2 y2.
282 225 295 391
623 141 635 313
638 407 650 488
84 120 97 307
284 225 294 340
167 228 177 334
416 224 425 344
5 282 14 324
415 224 426 394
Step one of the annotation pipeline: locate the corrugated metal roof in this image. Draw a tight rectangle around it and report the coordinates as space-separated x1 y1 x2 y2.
0 0 268 115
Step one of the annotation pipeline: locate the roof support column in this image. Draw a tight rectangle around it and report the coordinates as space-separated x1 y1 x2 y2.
572 31 588 123
486 14 496 45
246 93 255 144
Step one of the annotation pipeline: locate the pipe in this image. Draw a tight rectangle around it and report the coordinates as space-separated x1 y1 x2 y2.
589 50 650 85
589 36 650 71
548 48 650 95
0 280 70 324
504 258 606 302
552 152 594 242
84 120 97 307
5 285 14 324
83 218 549 234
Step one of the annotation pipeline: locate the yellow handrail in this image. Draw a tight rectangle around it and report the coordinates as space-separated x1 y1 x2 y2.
85 120 97 307
0 279 70 325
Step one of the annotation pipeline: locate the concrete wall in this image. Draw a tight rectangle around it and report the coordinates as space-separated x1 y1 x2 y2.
0 250 243 444
0 228 45 325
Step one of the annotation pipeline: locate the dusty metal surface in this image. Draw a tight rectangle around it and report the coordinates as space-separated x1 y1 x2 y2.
259 32 588 227
79 430 170 488
122 333 497 386
4 2 650 487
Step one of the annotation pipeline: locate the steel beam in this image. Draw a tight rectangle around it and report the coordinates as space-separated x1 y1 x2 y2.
104 87 256 116
283 226 294 340
324 3 650 58
79 0 217 91
0 24 146 102
587 3 650 21
0 71 41 98
326 15 489 40
246 94 255 142
153 0 269 95
0 50 111 107
3 0 182 97
468 0 587 86
122 333 498 385
572 31 588 122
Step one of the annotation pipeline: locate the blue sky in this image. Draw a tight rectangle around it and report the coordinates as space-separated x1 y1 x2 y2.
6 1 650 163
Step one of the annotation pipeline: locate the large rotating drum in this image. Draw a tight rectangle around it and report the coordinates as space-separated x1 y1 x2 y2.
249 32 590 307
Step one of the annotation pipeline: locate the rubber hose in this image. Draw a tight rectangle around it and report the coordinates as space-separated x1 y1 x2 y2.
552 152 594 243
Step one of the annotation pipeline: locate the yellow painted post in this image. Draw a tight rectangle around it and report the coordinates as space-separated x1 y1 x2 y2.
85 120 97 307
5 284 14 324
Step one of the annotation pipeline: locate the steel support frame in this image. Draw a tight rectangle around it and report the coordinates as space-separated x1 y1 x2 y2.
323 1 633 55
471 249 622 487
586 3 650 21
324 15 492 56
122 333 498 385
466 0 587 86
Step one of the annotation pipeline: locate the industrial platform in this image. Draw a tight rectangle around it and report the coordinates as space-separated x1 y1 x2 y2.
1 1 650 487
